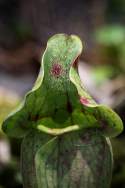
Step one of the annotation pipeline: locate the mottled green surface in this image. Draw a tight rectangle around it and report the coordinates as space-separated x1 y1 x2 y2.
21 129 112 188
2 34 123 188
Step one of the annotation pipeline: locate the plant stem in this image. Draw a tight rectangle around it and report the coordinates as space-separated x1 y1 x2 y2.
21 129 113 188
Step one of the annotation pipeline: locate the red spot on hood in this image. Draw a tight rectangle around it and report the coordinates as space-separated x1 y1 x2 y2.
80 97 90 105
51 63 62 78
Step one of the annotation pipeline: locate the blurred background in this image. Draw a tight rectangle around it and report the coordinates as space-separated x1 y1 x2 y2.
0 0 125 187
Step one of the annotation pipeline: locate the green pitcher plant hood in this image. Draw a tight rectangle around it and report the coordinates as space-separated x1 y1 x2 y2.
2 34 123 138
